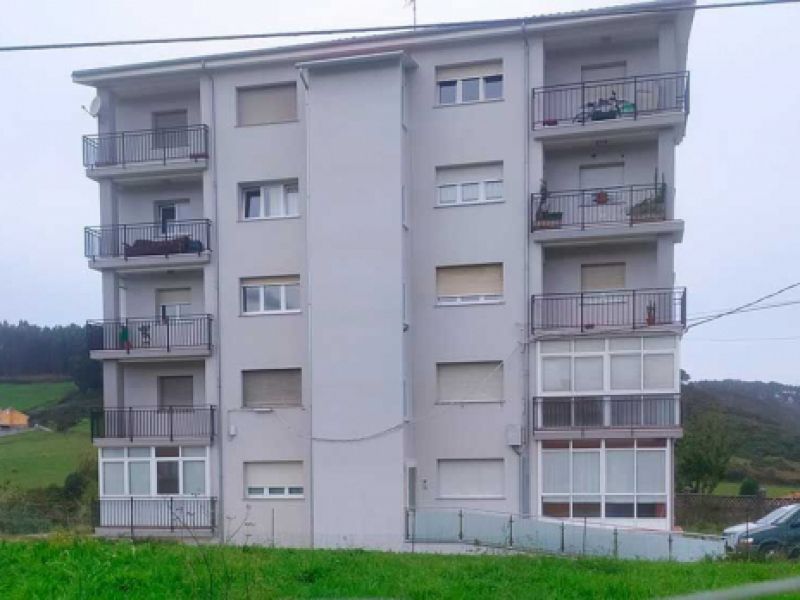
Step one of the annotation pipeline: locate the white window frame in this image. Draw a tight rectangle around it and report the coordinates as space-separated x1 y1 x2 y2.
98 446 209 498
437 73 504 106
538 439 669 521
241 181 299 220
244 462 305 500
436 179 504 207
240 280 301 315
537 337 679 396
436 293 503 306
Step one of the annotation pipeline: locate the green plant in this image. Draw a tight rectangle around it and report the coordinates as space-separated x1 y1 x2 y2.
739 477 760 496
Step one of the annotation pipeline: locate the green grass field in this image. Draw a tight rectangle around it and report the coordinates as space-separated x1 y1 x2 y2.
1 538 800 599
0 381 76 412
0 421 93 488
714 480 799 498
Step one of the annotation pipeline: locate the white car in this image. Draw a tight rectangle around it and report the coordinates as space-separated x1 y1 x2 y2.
724 504 798 549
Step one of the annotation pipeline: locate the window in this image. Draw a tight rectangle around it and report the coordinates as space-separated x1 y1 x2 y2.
158 376 194 409
436 263 503 305
436 163 504 207
159 204 177 234
539 337 677 394
156 288 191 320
241 181 299 220
241 276 300 314
153 110 189 148
237 83 297 126
541 439 667 519
437 362 503 403
437 458 504 499
242 369 301 408
436 61 503 105
581 263 626 292
245 461 304 498
99 446 207 497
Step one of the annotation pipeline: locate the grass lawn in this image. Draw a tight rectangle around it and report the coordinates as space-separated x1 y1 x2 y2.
714 480 799 498
0 420 93 488
0 381 76 412
1 538 800 599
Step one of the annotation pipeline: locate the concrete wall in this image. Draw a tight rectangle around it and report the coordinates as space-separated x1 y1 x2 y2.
115 91 202 132
120 271 204 318
116 181 204 225
545 140 659 191
544 39 659 86
121 361 206 407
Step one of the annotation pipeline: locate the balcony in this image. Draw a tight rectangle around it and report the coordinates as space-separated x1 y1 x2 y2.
532 395 681 437
82 125 209 181
87 315 212 360
531 288 686 335
84 219 211 271
95 497 217 536
531 72 689 139
90 406 215 443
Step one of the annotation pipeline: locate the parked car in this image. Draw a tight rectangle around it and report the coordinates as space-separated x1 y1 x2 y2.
734 504 800 556
724 504 798 549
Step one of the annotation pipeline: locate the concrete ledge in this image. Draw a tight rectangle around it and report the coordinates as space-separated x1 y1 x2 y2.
93 436 213 447
533 427 683 440
87 251 211 273
85 159 207 183
532 220 684 246
90 347 211 362
532 112 686 144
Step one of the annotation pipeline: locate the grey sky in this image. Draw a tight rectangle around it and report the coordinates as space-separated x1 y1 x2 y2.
0 0 798 384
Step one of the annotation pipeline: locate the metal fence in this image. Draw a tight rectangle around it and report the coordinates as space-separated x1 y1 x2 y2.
85 219 211 259
532 71 689 129
95 497 217 535
531 288 686 334
90 406 216 442
675 494 797 532
406 507 724 562
533 395 680 430
531 183 667 231
82 124 209 168
86 315 212 353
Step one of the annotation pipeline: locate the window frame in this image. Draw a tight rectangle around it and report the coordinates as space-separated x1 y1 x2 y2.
244 461 305 500
435 264 504 307
99 446 208 498
240 278 301 315
240 181 300 221
236 83 299 127
436 73 504 106
241 368 302 409
436 179 504 208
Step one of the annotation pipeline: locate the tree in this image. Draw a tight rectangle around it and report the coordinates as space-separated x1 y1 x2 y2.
676 410 734 494
739 477 760 496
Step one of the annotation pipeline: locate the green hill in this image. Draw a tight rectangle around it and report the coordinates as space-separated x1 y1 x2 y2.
0 380 77 412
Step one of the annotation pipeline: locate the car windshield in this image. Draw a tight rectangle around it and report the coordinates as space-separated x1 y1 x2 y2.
760 505 799 525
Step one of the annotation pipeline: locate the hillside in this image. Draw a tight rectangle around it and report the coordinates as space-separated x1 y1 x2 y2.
683 380 800 485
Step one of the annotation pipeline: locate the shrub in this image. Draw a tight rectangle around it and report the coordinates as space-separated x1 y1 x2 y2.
739 477 760 496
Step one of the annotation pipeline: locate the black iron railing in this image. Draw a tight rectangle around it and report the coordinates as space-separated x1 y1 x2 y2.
82 124 209 168
531 288 686 333
90 406 215 441
87 315 212 352
85 219 211 259
531 71 689 129
95 497 217 534
532 395 681 430
531 183 667 231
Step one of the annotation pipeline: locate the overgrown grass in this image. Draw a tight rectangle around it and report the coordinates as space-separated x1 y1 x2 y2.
0 537 799 599
0 420 93 488
0 381 76 412
713 480 799 498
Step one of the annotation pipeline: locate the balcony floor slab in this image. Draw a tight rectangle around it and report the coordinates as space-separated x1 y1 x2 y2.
87 251 210 273
532 219 684 246
90 347 211 362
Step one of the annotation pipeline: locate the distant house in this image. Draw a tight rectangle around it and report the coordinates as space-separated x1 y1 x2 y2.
0 408 29 429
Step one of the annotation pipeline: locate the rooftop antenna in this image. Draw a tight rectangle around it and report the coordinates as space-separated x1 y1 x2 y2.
404 0 417 28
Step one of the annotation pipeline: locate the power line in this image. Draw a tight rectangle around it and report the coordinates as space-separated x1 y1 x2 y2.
1 0 799 53
687 282 800 330
686 335 800 342
686 298 800 321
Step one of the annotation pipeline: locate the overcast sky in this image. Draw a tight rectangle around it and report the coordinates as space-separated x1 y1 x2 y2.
0 0 798 384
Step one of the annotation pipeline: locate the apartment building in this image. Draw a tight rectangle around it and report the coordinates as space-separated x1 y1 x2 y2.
75 0 693 548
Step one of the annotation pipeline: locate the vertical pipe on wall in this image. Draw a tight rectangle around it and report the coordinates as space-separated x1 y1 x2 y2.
520 22 531 517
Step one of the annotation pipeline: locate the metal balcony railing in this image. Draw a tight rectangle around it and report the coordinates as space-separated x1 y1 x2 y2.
86 315 212 353
85 219 211 259
531 288 686 334
90 406 216 442
531 71 689 129
82 124 209 168
532 395 681 430
95 497 217 533
531 183 667 231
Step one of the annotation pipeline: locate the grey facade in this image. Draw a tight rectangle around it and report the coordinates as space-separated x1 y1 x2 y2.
77 0 694 548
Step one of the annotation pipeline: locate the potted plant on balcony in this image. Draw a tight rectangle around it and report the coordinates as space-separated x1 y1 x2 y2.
628 169 667 223
645 301 657 326
594 190 609 205
534 180 563 229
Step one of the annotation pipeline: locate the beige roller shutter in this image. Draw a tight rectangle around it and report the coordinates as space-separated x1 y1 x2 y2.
438 458 504 498
437 362 503 403
242 275 299 287
243 369 301 407
156 288 191 306
436 264 503 296
237 83 297 126
436 60 502 81
158 376 194 408
245 461 303 487
581 263 626 291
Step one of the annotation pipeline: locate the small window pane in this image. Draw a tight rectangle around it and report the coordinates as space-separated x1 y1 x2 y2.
572 451 601 494
574 339 605 353
610 354 641 390
155 446 180 458
182 447 206 458
438 185 457 205
129 462 150 495
247 487 265 496
609 337 641 351
438 81 457 104
243 286 261 313
643 354 675 389
540 340 570 354
606 450 635 493
605 496 635 517
542 451 570 494
462 78 480 102
643 336 676 350
128 447 150 458
484 74 503 99
485 181 503 200
103 462 124 495
265 186 283 217
156 461 179 495
268 487 285 496
183 461 206 495
284 284 301 310
461 183 480 203
102 448 124 459
637 451 666 494
542 357 571 392
285 184 299 216
263 286 281 311
244 189 261 219
288 486 304 496
574 356 603 391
